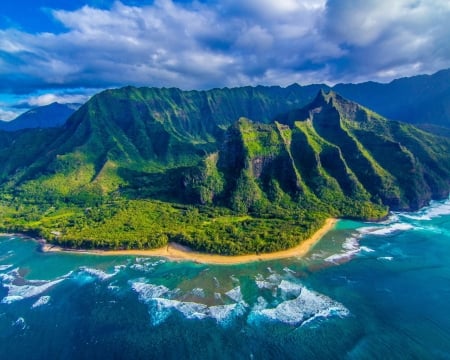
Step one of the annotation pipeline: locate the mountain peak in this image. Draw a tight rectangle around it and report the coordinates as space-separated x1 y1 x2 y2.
0 102 80 132
307 89 381 124
313 89 347 106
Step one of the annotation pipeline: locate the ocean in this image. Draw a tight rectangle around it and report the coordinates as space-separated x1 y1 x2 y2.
0 197 449 359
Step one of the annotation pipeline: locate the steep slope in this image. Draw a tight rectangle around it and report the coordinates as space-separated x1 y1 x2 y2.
0 103 80 131
0 84 326 199
276 91 450 210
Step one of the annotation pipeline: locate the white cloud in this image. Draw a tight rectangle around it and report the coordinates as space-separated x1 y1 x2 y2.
324 0 450 82
0 108 21 121
24 93 91 107
0 0 449 95
0 0 333 89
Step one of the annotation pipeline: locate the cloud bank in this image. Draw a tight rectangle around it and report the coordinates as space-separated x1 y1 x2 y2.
0 0 449 95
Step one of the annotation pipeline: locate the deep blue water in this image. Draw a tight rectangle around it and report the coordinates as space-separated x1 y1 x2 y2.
0 198 449 359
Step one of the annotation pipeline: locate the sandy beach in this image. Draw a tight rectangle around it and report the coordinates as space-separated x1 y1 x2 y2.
41 218 337 264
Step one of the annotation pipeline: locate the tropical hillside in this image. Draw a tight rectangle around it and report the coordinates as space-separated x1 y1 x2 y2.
0 87 449 255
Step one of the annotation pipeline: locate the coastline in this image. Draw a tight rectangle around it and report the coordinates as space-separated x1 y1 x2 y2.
39 218 337 264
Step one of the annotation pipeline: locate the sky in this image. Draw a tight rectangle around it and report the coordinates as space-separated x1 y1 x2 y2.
1 0 449 120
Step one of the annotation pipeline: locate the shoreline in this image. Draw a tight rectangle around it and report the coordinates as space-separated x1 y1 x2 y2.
39 218 337 264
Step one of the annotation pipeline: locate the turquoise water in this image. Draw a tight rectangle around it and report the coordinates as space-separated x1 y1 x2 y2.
1 198 449 359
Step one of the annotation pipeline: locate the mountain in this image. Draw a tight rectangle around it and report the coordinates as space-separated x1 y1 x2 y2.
188 90 449 217
0 85 327 187
333 68 450 129
0 87 449 255
0 102 80 132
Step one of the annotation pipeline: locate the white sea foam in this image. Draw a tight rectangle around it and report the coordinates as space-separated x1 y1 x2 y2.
3 296 23 304
325 241 360 264
278 280 302 299
79 266 121 281
252 296 268 312
300 305 350 328
342 237 359 251
379 213 401 224
12 317 27 330
107 284 120 292
0 272 16 283
364 223 414 236
377 256 394 261
191 288 206 298
0 264 13 271
130 281 170 302
308 250 328 260
208 303 244 324
131 259 165 273
326 219 415 265
131 280 248 326
283 267 296 275
2 278 64 304
323 236 362 264
230 275 239 283
149 298 247 326
360 246 375 253
249 287 349 326
31 296 51 308
399 198 450 221
255 279 273 290
155 298 208 320
255 274 275 290
225 286 243 302
130 264 149 272
266 273 282 284
135 258 165 266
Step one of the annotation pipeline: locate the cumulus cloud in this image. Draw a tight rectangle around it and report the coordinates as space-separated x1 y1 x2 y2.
323 0 450 82
0 0 449 95
23 93 92 107
0 108 21 121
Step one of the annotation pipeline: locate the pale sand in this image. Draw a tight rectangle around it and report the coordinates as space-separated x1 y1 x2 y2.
41 218 337 265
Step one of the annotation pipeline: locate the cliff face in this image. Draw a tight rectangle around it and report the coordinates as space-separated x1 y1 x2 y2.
206 91 450 216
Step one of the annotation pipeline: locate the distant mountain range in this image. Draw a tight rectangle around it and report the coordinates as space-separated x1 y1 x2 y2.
1 68 449 134
0 102 80 131
334 68 450 131
0 71 449 254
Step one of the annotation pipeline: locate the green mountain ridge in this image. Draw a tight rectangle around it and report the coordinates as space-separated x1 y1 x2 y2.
0 87 449 255
4 69 450 135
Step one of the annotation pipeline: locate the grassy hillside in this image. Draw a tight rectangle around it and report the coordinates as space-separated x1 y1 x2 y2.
0 88 449 255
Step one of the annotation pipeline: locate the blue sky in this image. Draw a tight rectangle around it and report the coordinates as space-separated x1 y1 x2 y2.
1 0 450 120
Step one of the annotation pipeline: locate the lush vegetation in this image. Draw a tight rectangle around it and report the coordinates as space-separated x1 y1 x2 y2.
0 87 449 255
0 196 330 255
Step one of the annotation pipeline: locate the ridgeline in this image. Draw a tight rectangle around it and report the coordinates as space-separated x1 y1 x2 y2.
0 86 449 255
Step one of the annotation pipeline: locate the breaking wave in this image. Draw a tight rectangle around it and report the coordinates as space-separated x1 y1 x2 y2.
79 265 124 281
248 273 349 327
1 277 64 304
31 296 51 308
130 279 247 326
249 287 349 327
323 196 450 265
